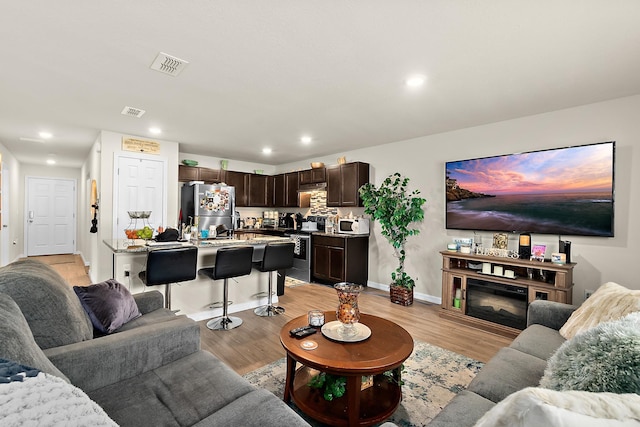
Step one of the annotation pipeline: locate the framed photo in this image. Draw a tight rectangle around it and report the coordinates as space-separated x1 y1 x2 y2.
531 244 546 262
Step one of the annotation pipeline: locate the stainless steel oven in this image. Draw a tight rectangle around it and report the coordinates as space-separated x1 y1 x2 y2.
286 233 311 282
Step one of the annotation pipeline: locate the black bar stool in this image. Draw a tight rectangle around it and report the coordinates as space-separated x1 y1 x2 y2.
253 242 295 317
138 246 198 310
198 245 254 330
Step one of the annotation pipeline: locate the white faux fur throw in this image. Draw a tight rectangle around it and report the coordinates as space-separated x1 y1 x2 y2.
0 371 117 426
474 387 640 427
559 282 640 339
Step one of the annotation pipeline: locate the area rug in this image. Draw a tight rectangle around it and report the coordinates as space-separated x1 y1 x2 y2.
242 340 483 426
285 277 308 288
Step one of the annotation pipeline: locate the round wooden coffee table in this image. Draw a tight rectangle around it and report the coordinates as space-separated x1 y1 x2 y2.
280 311 414 427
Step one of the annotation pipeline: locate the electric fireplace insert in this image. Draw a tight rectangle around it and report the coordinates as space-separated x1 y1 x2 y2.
466 278 528 330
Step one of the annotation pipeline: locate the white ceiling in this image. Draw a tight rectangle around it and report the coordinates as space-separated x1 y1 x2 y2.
2 1 640 168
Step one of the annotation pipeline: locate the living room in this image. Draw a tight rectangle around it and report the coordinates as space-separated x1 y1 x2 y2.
1 2 640 426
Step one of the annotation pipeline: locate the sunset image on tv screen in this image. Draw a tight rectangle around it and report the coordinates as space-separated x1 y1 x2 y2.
445 141 614 237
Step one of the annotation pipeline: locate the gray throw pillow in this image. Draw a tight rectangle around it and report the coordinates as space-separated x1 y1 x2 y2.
0 292 69 381
0 259 93 349
73 279 141 334
540 311 640 393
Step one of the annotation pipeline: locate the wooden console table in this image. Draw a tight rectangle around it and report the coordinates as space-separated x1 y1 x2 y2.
440 251 575 337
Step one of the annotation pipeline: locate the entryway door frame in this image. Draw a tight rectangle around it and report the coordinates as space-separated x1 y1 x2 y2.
24 176 77 256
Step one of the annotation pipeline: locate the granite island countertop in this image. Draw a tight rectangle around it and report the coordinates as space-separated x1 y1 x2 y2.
104 236 291 254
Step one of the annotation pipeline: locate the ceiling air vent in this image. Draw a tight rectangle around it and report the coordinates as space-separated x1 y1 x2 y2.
150 52 189 77
121 106 146 118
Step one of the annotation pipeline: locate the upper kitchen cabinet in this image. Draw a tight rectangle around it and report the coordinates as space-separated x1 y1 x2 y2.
273 172 300 207
224 170 249 207
178 165 224 184
326 162 370 207
248 173 272 207
299 167 326 185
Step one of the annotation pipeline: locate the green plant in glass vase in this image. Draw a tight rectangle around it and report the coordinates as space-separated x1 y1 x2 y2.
359 173 426 305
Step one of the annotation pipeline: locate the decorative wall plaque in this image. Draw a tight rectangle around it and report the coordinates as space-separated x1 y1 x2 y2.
122 137 160 154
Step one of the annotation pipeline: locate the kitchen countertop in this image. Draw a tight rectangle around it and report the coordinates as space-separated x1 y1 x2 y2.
310 232 370 238
103 236 292 253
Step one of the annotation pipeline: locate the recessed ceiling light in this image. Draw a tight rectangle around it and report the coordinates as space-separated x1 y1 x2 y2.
405 74 426 88
301 136 312 144
46 159 56 165
39 131 53 139
262 147 272 155
149 127 162 135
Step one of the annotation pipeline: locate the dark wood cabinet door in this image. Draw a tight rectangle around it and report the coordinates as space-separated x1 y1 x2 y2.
178 165 199 182
327 162 369 207
284 172 299 207
313 244 331 279
326 165 341 206
248 174 269 207
273 174 285 207
199 168 223 183
299 169 313 185
311 167 326 183
328 246 346 282
225 171 248 207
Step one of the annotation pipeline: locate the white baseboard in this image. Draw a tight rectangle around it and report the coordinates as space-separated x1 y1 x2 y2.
367 281 442 305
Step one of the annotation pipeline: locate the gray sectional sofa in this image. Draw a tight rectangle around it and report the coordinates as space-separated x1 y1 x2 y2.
0 259 309 426
428 299 577 426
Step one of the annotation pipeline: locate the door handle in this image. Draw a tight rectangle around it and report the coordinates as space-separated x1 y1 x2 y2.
28 211 34 223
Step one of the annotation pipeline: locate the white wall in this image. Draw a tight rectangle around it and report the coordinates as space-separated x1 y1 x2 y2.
93 131 180 282
0 142 22 264
280 94 640 305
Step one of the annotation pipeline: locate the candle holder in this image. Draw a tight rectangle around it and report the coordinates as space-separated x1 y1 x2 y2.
334 282 363 338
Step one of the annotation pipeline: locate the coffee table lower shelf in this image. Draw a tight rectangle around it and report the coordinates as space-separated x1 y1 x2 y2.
290 365 402 427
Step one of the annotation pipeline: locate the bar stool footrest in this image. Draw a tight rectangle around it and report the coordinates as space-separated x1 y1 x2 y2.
254 305 285 317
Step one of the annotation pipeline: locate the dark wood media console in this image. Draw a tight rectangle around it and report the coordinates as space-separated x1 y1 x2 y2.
440 251 575 338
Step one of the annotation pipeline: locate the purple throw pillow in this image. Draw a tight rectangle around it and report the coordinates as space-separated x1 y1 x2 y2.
73 280 141 334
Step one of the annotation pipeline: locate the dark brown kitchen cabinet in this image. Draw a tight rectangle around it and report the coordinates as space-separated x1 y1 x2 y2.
178 165 199 182
248 173 271 207
199 167 224 183
224 171 249 207
326 162 369 207
299 167 326 185
273 172 299 207
312 235 369 285
178 165 224 184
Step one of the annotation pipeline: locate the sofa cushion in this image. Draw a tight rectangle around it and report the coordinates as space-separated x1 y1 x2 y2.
509 324 566 361
0 259 93 349
467 347 547 403
427 390 495 427
114 306 179 333
88 350 257 426
559 282 640 339
73 279 141 334
541 312 640 393
474 387 640 427
0 292 69 381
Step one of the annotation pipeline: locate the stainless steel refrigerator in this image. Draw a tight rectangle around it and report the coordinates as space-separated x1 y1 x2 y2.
181 183 236 238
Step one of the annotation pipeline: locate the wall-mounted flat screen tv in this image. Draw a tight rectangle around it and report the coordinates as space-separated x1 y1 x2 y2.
445 141 615 237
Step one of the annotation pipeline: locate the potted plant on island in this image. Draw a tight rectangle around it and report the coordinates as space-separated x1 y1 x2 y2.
359 173 426 305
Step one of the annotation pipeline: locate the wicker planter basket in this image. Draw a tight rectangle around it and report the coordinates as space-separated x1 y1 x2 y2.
390 285 414 306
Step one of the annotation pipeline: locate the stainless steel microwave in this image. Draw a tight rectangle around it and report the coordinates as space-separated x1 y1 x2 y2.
338 218 370 235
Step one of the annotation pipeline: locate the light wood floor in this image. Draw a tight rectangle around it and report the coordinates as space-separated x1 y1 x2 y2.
198 283 513 375
32 254 513 376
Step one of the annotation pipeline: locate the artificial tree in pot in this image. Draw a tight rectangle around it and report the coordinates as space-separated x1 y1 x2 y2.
359 173 426 305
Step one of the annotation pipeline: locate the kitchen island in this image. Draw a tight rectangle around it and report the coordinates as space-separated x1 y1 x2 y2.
104 236 292 320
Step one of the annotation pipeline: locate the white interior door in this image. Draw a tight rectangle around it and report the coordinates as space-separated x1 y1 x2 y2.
113 155 166 239
1 164 8 265
26 177 76 256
